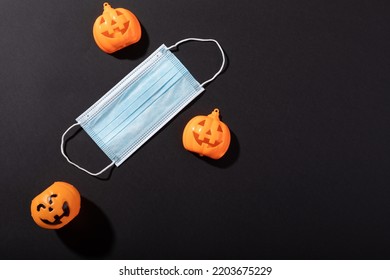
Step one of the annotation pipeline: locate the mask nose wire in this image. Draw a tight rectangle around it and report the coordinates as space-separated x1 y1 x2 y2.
60 122 115 176
167 38 226 87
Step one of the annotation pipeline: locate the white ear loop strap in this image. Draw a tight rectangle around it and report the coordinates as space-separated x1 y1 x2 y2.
61 123 115 176
167 38 226 87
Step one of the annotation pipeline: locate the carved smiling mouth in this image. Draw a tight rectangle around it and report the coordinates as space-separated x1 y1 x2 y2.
193 132 222 148
40 202 70 225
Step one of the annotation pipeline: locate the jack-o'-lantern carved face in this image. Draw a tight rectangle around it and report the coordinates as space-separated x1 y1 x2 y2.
31 182 81 230
93 2 142 53
183 109 231 159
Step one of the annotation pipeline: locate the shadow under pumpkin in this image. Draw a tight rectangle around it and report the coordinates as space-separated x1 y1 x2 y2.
56 197 115 259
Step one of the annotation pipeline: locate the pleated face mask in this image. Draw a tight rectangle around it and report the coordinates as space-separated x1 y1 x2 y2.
61 38 226 176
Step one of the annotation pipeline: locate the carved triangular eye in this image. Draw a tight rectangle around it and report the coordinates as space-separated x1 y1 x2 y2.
62 202 70 217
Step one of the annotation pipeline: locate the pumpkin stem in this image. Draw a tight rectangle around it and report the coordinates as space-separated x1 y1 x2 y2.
103 2 111 10
210 108 220 119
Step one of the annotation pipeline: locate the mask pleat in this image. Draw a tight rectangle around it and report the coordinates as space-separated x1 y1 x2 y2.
101 67 183 143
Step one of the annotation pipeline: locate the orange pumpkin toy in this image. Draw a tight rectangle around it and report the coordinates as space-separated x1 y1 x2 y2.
31 182 81 230
93 2 142 53
183 109 231 159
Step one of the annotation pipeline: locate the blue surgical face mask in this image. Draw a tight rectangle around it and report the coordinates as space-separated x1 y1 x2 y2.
61 38 226 176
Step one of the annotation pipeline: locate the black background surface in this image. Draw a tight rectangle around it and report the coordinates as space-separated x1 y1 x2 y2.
0 0 389 259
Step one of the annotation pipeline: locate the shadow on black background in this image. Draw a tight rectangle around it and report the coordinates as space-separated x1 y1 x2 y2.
111 23 149 60
57 197 115 259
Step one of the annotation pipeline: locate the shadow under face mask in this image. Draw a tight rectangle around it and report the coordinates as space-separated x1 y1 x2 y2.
61 38 226 176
